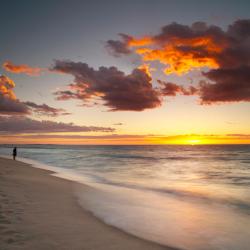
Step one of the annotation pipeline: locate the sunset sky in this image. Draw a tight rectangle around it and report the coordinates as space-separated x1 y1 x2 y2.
1 0 250 144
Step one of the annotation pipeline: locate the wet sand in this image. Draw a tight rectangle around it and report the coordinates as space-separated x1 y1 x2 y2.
0 157 178 250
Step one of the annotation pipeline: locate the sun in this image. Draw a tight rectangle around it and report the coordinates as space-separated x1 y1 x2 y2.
186 139 202 145
157 136 206 145
172 136 204 145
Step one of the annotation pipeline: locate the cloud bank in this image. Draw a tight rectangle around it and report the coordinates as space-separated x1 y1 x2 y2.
0 116 115 133
24 101 71 117
5 19 250 113
106 19 250 104
0 74 70 116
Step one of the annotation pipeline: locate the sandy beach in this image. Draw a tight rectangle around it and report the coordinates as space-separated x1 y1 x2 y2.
0 157 177 250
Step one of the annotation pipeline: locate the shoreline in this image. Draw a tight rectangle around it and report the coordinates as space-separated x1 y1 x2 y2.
0 157 178 250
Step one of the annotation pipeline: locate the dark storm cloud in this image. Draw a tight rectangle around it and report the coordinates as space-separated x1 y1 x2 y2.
51 60 162 111
0 116 115 133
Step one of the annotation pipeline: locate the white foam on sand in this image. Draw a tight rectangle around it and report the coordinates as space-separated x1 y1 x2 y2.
76 179 250 250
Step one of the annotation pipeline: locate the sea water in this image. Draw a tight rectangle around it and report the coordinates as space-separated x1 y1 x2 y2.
1 145 250 250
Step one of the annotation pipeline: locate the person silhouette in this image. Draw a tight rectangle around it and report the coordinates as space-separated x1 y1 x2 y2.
13 147 17 160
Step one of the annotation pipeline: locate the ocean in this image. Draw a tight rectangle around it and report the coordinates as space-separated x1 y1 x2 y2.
0 144 250 250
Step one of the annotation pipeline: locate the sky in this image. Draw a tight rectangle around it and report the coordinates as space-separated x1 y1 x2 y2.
0 0 250 144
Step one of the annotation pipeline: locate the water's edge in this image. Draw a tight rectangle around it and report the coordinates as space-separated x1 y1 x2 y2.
0 155 180 250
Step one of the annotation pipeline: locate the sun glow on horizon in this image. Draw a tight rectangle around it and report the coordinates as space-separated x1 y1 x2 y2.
151 134 250 145
0 133 249 145
150 135 207 145
185 139 202 145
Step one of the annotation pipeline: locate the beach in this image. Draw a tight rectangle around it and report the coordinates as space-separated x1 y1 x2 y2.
1 144 250 250
0 157 175 250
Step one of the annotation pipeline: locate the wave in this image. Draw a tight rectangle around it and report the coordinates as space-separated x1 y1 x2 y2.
1 153 250 250
76 175 250 250
94 153 193 161
2 153 249 214
84 173 250 214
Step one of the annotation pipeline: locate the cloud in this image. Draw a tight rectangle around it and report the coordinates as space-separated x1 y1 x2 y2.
200 66 250 103
51 60 161 111
0 74 70 116
158 80 198 96
198 19 250 103
0 116 115 133
0 134 143 139
107 19 250 104
226 134 250 138
0 75 16 99
24 101 71 117
106 34 133 56
106 22 226 75
106 34 152 56
0 95 28 115
0 75 29 114
3 61 42 76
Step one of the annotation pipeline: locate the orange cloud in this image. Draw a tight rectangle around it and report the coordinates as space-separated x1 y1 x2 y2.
127 36 153 47
130 36 223 75
0 75 16 100
137 64 154 78
106 20 250 104
107 22 229 75
3 61 42 76
0 75 28 114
